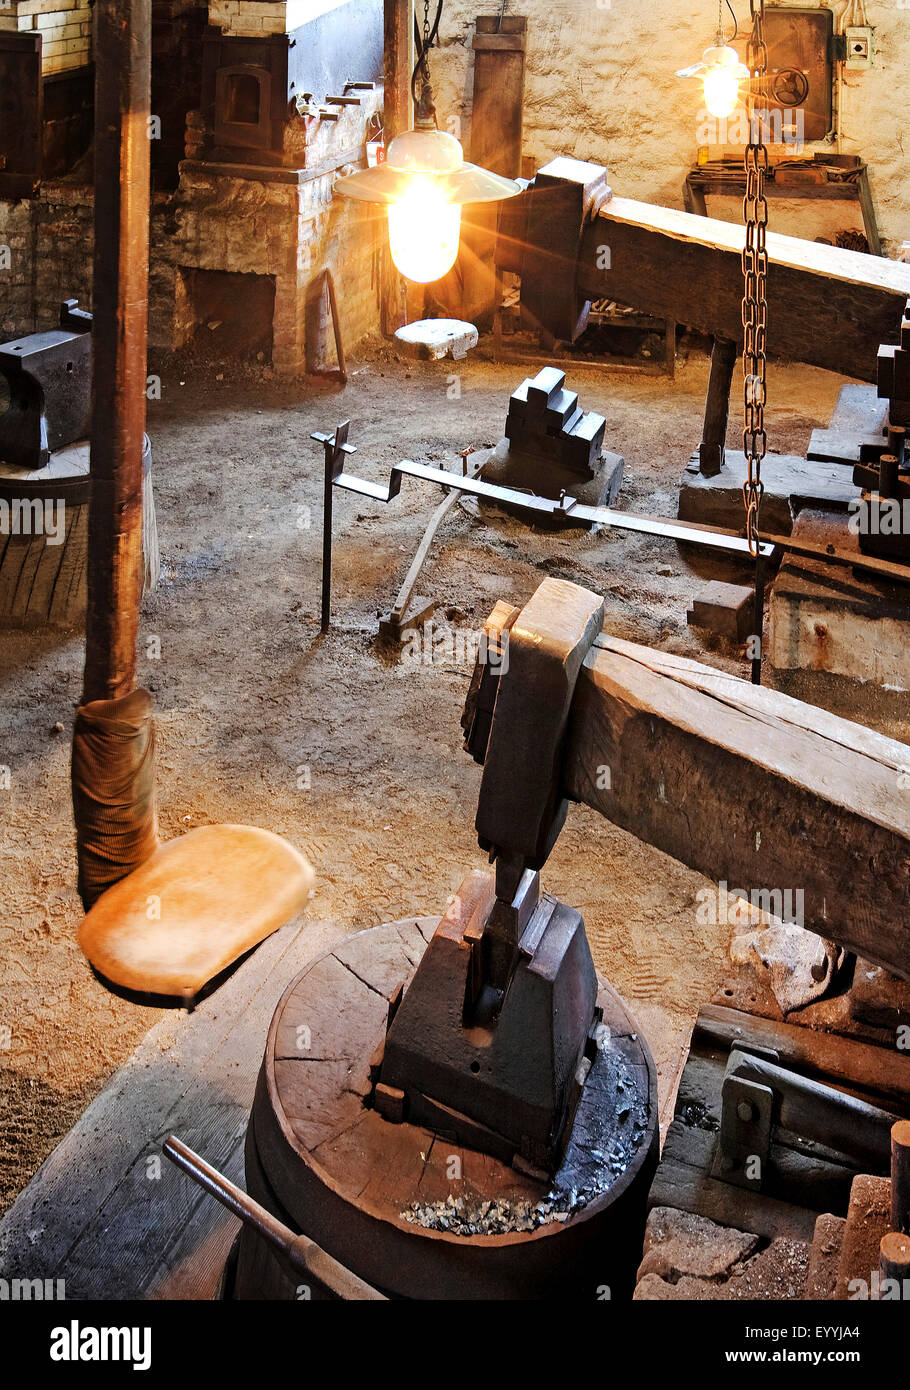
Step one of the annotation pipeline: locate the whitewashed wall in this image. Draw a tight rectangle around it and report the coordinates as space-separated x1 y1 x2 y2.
431 0 909 253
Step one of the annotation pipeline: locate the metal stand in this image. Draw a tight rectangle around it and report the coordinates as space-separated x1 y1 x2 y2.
313 420 356 631
311 421 910 634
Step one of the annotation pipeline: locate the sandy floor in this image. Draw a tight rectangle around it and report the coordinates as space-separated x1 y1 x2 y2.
0 337 849 1215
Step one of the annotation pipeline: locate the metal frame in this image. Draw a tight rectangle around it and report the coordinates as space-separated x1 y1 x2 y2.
312 422 910 631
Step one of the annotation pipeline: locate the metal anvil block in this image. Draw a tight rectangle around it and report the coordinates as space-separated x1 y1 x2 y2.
378 869 600 1172
505 366 606 478
0 301 92 470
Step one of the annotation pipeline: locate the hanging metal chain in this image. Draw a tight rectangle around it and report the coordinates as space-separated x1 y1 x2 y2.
421 0 432 75
742 0 769 558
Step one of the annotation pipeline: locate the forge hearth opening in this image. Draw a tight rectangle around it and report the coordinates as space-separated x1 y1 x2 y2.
215 64 272 150
177 267 276 364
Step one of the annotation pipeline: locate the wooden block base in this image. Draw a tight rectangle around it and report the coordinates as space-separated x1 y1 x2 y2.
767 509 910 740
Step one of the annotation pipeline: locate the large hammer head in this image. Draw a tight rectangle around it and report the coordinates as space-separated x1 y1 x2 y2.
471 577 604 885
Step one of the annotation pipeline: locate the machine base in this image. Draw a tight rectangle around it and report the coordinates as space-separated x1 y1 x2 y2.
232 917 659 1300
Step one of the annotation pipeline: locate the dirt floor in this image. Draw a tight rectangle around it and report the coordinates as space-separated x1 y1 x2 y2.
0 336 853 1216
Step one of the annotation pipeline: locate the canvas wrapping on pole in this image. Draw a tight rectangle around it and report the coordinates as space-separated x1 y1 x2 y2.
71 687 159 910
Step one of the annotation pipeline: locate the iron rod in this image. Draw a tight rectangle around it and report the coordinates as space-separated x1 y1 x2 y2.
321 444 334 631
162 1135 385 1300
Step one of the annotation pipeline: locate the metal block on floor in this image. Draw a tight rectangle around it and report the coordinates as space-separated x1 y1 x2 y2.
679 450 861 537
687 581 755 642
394 318 479 362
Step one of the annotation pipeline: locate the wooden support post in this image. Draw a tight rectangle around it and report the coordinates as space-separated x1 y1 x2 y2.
892 1120 910 1235
380 0 411 336
856 166 882 257
879 1232 910 1285
698 335 737 476
83 0 151 703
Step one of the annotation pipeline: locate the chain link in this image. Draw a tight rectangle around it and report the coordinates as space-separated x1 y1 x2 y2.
742 0 768 557
421 0 432 83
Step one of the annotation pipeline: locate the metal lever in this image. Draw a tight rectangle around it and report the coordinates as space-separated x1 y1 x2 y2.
162 1134 386 1301
713 1047 902 1190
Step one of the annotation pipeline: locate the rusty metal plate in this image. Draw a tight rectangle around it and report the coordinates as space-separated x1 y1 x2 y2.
760 6 833 144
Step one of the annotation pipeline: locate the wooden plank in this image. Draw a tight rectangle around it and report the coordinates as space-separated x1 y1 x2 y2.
648 1152 819 1242
594 197 909 290
0 917 349 1299
582 197 910 380
563 634 910 978
696 1004 910 1108
470 16 526 178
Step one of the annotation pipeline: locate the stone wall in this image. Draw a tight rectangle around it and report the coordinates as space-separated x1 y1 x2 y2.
431 0 909 254
0 85 382 371
207 0 349 38
0 181 93 336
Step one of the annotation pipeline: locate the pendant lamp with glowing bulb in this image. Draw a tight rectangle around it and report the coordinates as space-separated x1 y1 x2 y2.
676 1 750 119
334 30 520 284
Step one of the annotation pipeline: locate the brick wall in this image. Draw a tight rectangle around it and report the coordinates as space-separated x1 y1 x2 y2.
0 27 381 370
207 0 348 39
16 0 92 75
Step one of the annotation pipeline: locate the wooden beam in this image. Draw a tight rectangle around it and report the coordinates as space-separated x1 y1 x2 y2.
563 634 910 979
581 197 910 381
470 15 526 178
698 335 737 477
83 0 151 702
380 0 411 336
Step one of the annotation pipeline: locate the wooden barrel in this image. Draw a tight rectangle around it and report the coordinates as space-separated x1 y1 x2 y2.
0 434 156 627
233 917 659 1301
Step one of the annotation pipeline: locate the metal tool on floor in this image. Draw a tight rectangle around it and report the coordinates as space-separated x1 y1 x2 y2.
377 445 482 642
713 1044 902 1191
162 1135 385 1300
852 298 910 562
312 413 910 634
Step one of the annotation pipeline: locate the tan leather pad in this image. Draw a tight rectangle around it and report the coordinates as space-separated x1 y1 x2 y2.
78 825 315 996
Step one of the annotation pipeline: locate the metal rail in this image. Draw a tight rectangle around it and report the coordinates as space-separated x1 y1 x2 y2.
312 423 910 630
